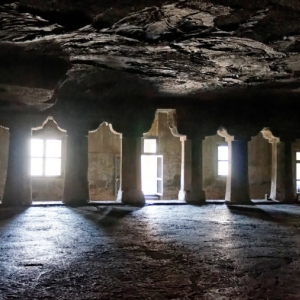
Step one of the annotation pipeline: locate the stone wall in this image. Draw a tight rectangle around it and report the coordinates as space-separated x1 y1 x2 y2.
0 127 8 199
143 112 182 199
203 135 227 199
248 134 272 199
157 113 181 199
203 133 272 199
88 123 121 200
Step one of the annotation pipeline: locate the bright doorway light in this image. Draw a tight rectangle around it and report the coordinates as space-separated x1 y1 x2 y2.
218 145 228 176
141 155 163 195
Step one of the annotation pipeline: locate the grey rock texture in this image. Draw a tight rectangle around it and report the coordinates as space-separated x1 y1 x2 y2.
1 0 300 97
1 204 300 299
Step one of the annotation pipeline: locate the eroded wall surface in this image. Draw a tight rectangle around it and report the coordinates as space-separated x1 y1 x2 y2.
0 127 8 199
88 123 121 200
203 135 227 199
248 134 272 199
157 113 181 200
144 112 182 199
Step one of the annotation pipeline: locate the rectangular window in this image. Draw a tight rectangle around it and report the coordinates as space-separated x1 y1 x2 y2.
218 145 228 176
31 139 62 176
296 152 300 192
143 138 157 154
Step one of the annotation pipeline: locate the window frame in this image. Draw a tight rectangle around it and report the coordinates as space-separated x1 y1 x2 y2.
30 138 63 178
296 151 300 193
217 143 229 177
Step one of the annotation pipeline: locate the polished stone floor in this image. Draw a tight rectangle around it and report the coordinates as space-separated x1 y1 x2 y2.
0 204 300 299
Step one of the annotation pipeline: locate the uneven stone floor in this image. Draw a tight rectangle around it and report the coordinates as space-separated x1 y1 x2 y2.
1 204 300 299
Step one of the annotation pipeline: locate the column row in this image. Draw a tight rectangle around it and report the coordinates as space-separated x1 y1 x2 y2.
1 126 297 206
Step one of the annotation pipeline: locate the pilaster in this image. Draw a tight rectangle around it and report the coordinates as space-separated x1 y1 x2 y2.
178 136 191 201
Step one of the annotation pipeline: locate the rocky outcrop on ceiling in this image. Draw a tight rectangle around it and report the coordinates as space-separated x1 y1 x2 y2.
1 0 300 105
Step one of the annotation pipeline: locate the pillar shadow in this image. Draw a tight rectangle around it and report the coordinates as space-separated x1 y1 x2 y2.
226 204 298 226
0 206 29 223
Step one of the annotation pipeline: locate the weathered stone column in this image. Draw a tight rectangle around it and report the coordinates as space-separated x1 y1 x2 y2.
3 125 32 206
226 138 251 204
185 137 205 204
119 136 145 206
63 129 90 205
178 136 192 201
282 140 295 202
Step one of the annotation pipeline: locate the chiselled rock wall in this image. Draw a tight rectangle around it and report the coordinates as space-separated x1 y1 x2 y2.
248 133 272 199
157 113 181 200
88 123 121 200
0 127 8 200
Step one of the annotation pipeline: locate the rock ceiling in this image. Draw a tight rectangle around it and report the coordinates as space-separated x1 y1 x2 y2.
1 0 300 114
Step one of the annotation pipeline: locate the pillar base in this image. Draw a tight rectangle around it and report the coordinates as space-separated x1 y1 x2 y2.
185 190 206 205
121 189 145 207
281 198 298 204
225 199 253 205
178 190 187 201
116 190 123 202
63 199 89 207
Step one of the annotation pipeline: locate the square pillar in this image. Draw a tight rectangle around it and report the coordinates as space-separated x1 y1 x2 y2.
119 136 145 207
226 139 251 204
185 137 205 204
63 131 89 205
3 126 32 206
282 141 295 202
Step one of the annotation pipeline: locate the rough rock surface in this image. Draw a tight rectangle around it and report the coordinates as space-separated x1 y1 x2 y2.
1 0 300 99
1 204 300 299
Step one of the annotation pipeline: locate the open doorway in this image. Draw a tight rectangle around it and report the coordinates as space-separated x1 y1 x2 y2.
141 138 163 197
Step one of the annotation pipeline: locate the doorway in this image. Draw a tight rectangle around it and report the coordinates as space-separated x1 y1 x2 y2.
141 138 163 196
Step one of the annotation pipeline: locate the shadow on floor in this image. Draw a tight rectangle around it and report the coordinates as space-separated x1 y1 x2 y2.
0 206 28 223
226 204 295 226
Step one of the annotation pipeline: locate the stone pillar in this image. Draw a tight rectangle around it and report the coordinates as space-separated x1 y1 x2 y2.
3 126 32 206
63 130 89 205
178 136 191 201
185 137 205 204
119 136 145 207
226 139 251 204
281 140 295 203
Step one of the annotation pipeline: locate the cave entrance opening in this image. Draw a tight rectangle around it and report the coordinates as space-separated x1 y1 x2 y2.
141 138 163 197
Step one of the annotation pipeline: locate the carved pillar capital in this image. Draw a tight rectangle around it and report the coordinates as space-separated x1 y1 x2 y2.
261 128 280 144
217 128 234 142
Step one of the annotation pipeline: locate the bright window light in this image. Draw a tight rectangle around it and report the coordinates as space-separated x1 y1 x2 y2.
144 139 157 153
218 145 228 176
31 139 62 176
31 158 43 176
46 140 61 157
31 139 43 157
